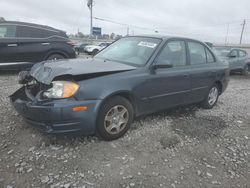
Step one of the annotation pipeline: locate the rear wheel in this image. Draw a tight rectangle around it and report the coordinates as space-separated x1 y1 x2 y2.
242 64 250 76
46 54 65 61
201 84 219 109
97 96 134 141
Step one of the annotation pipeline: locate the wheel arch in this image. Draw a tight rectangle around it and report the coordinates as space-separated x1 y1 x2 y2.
214 80 223 95
97 91 138 117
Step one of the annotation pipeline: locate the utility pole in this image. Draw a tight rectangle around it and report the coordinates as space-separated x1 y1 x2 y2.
127 26 130 36
87 0 93 39
240 19 246 44
225 23 229 46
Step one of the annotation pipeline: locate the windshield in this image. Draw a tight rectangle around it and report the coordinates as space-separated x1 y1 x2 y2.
213 47 231 57
95 37 162 67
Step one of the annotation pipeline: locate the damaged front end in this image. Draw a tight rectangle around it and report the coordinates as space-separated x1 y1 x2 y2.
10 71 95 134
10 67 101 135
10 58 137 134
12 71 53 103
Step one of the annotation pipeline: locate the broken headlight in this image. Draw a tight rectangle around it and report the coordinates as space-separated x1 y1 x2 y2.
43 81 79 99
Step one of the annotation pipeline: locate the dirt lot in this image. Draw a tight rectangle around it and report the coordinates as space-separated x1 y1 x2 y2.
0 72 250 188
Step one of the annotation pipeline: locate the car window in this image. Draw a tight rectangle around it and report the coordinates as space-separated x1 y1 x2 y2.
17 26 55 38
230 50 238 57
156 41 186 67
239 50 246 57
99 43 107 47
0 25 16 38
188 42 207 65
206 48 215 63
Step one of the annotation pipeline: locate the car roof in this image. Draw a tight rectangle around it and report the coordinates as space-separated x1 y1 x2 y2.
231 48 246 51
125 34 206 43
215 47 245 50
0 20 65 33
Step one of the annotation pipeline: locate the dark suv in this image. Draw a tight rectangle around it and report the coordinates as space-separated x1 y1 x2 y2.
0 21 76 70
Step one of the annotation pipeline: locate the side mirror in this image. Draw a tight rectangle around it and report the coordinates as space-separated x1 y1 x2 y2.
152 59 173 69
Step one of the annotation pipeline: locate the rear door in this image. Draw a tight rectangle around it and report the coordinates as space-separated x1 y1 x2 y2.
0 24 20 64
187 41 217 102
16 25 52 62
238 50 248 70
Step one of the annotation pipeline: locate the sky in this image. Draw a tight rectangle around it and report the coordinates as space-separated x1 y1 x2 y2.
1 0 250 44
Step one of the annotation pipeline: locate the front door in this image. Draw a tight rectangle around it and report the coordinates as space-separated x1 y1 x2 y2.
143 40 191 112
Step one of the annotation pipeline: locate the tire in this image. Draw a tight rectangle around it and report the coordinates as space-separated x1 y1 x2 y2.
46 54 65 61
201 84 220 109
96 96 134 141
92 49 99 56
242 64 250 76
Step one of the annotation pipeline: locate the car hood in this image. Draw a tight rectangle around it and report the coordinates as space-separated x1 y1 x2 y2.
30 58 136 85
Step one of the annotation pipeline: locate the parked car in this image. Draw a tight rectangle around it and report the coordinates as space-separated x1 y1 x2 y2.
74 43 90 55
214 47 250 75
0 21 76 70
11 36 229 140
84 42 112 55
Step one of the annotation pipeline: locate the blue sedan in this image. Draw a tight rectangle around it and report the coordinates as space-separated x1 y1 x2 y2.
11 36 230 140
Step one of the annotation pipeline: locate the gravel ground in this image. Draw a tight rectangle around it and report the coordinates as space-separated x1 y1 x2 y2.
0 71 250 188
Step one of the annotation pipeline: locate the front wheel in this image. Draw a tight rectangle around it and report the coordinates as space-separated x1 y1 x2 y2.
242 64 250 76
96 96 134 141
201 84 219 109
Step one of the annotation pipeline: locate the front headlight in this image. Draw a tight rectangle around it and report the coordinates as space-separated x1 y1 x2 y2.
43 81 79 99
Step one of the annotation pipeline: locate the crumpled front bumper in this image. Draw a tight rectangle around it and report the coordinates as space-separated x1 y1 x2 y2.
10 87 101 135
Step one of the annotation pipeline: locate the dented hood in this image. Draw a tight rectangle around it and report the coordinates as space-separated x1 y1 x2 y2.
30 58 136 85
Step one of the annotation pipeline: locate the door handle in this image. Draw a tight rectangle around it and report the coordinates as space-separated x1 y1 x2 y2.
7 44 18 47
41 43 50 46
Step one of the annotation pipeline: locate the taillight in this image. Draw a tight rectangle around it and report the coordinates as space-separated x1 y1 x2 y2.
67 40 75 46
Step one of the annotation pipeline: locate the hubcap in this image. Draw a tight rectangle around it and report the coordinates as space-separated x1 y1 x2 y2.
104 105 129 135
208 87 218 106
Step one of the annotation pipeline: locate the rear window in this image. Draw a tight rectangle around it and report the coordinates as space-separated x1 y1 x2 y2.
0 25 16 38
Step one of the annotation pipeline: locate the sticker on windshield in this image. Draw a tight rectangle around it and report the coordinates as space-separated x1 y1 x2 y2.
138 41 157 48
